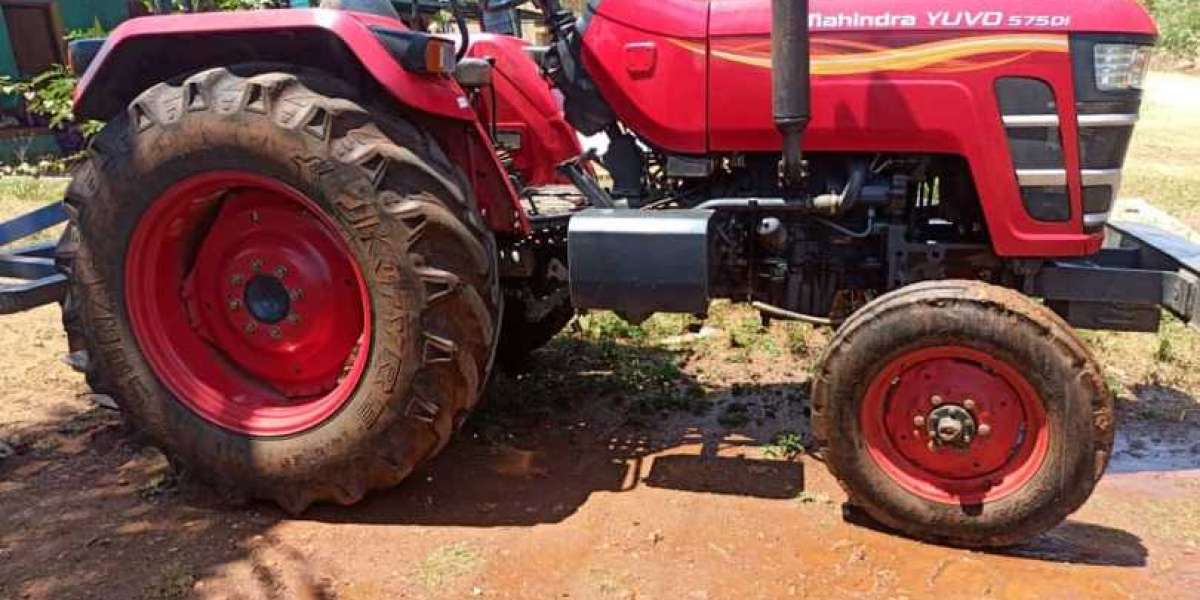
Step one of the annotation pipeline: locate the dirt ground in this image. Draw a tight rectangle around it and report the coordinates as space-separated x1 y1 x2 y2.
1 74 1199 599
2 303 1198 600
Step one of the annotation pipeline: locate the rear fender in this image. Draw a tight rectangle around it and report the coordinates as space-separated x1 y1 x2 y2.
74 9 527 234
74 9 474 122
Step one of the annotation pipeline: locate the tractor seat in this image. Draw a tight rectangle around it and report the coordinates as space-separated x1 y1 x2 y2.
319 0 402 21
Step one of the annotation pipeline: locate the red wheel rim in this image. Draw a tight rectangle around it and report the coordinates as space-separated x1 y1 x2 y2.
125 172 371 437
860 345 1049 505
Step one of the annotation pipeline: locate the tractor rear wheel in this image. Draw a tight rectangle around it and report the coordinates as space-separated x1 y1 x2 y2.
813 280 1112 547
63 67 499 512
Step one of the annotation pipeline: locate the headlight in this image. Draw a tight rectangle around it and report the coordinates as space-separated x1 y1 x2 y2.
1094 44 1152 92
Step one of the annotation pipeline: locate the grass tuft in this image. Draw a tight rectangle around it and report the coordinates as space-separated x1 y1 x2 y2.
413 542 481 589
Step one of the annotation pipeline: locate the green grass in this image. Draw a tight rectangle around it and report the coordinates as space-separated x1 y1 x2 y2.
1122 73 1200 229
412 543 481 589
762 431 806 461
1146 0 1200 59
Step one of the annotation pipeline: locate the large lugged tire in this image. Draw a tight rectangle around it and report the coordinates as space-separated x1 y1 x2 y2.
812 280 1113 547
63 67 500 512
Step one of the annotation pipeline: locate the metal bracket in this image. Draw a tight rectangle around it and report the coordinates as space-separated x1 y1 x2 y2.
0 202 69 315
1032 221 1200 331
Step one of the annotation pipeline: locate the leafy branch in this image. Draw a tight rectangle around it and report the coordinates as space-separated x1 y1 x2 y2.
0 65 103 138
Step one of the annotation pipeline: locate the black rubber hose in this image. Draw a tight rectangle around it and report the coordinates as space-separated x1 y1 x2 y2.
449 0 469 61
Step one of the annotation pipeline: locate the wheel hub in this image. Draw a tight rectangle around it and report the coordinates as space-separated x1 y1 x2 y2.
244 275 291 325
925 404 978 449
861 345 1049 504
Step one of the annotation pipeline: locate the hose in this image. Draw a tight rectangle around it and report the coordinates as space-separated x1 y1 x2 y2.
816 209 875 239
448 0 469 60
751 301 838 327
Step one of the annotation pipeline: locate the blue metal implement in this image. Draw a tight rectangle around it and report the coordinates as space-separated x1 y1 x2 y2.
0 202 67 247
0 202 69 315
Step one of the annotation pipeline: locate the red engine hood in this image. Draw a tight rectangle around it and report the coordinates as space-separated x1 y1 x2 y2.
587 0 1157 38
709 0 1158 37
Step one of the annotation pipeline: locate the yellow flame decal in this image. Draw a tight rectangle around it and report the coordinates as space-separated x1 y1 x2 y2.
672 34 1068 75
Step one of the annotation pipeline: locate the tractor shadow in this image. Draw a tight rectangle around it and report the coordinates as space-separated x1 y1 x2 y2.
842 507 1149 568
307 335 1150 569
309 335 812 528
0 406 322 599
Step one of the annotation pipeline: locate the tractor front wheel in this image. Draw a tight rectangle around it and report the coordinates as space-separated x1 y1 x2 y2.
813 281 1113 547
63 67 499 512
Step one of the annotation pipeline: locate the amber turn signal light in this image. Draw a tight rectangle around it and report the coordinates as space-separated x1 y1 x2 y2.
370 26 458 75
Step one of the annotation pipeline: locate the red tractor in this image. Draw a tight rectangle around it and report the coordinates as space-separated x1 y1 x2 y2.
6 0 1180 546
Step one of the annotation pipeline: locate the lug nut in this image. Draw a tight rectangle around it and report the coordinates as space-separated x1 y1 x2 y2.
228 298 241 311
230 274 244 286
963 398 976 411
289 288 304 301
286 313 300 324
244 322 257 334
274 265 288 278
913 415 926 427
978 424 992 437
931 395 944 406
269 327 282 340
251 259 263 273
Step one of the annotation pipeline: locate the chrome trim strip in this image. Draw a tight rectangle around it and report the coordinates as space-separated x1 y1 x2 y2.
1082 169 1123 188
1078 114 1139 128
1083 212 1111 229
1003 114 1060 128
1016 169 1124 189
1016 169 1067 187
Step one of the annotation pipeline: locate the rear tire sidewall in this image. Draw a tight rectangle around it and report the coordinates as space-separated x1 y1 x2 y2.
815 283 1110 546
75 113 428 493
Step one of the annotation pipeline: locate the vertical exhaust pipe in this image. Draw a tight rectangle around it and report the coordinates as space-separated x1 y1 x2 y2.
772 0 811 190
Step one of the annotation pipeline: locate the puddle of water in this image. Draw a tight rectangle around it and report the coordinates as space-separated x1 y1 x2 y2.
1108 428 1200 474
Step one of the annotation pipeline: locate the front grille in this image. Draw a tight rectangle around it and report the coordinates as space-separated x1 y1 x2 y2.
1079 125 1135 170
1076 112 1135 231
996 78 1137 231
1022 186 1071 222
997 78 1070 223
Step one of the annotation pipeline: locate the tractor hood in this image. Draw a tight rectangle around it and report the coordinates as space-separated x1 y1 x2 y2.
585 0 1158 39
708 0 1158 37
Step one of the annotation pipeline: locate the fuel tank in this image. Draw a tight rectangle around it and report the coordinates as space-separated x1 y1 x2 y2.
579 0 1158 257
